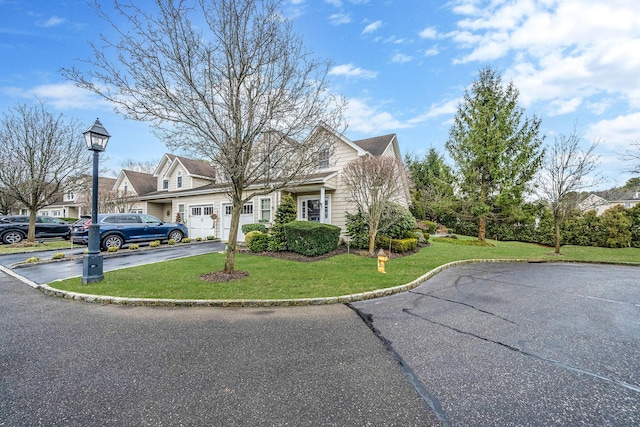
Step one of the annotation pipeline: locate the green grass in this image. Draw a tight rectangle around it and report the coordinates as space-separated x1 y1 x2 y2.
0 239 80 255
51 238 640 300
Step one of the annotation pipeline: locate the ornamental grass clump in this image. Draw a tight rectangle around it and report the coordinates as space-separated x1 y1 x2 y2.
149 240 161 247
51 252 66 260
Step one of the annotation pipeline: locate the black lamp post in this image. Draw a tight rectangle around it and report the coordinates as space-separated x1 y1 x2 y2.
82 118 110 285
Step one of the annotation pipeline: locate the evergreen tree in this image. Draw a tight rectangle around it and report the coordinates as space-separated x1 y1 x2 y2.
446 67 545 242
268 193 297 251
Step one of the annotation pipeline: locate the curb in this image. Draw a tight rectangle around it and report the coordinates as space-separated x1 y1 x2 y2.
4 258 639 308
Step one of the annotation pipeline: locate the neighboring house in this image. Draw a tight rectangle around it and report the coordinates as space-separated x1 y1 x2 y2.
117 126 410 242
579 190 640 216
111 170 157 213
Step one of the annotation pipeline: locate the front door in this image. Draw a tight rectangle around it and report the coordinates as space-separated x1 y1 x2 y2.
221 203 254 242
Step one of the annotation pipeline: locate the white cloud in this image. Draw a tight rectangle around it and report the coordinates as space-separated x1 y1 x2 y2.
419 26 438 39
424 46 439 57
324 0 342 6
409 98 461 123
42 16 66 27
585 112 640 151
2 81 110 110
345 98 412 134
362 20 382 35
329 63 378 79
329 13 351 25
391 53 412 64
447 0 640 114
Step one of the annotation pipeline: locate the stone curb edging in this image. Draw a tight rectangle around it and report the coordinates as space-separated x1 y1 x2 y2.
31 258 528 307
5 258 638 308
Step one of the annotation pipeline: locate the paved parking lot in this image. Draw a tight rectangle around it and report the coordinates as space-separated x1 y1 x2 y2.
352 262 640 426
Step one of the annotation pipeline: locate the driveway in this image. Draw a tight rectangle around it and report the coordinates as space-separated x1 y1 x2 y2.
352 261 640 426
0 241 226 285
0 272 437 426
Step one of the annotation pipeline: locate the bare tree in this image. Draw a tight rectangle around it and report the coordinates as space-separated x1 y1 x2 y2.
342 156 407 255
537 129 602 254
622 140 640 174
0 103 89 242
119 159 158 175
63 0 345 273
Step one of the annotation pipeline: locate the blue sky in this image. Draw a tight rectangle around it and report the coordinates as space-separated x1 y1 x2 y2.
1 0 639 188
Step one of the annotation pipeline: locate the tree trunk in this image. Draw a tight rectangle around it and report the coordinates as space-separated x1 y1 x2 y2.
223 198 243 273
554 217 561 254
478 216 486 242
27 209 37 242
368 227 378 256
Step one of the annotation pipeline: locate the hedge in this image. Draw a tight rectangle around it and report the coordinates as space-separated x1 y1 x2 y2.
283 221 340 256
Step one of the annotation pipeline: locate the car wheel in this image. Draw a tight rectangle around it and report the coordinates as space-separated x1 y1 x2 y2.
2 231 25 244
168 230 184 242
101 234 125 251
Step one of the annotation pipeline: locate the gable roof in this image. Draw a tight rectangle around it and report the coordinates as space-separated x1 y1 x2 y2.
121 170 156 196
352 134 396 156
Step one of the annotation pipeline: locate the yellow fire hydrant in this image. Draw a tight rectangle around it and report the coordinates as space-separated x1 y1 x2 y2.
377 249 389 273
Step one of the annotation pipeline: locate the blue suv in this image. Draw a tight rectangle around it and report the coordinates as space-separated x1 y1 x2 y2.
70 213 188 250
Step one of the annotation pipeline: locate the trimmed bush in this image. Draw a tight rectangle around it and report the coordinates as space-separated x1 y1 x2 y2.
376 236 418 253
247 233 271 253
25 256 40 263
283 221 340 256
196 237 203 242
129 244 139 250
244 230 262 248
181 238 191 243
51 252 66 260
149 240 161 247
242 223 267 234
268 193 297 251
206 235 214 240
107 246 119 252
168 239 176 245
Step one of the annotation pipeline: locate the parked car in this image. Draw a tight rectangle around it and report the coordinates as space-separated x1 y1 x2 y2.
0 216 72 244
70 213 188 250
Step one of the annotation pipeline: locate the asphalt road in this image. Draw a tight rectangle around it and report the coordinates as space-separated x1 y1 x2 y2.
0 272 438 426
352 262 640 426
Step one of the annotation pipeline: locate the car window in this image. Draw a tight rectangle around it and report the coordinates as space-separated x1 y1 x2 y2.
118 215 141 223
139 214 161 223
40 217 55 223
102 216 118 224
10 216 28 223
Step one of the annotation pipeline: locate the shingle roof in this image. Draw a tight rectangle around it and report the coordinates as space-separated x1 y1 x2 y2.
122 170 156 196
352 134 395 156
174 155 217 178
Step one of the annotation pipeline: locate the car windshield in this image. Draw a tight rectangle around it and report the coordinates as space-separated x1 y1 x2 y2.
139 214 161 223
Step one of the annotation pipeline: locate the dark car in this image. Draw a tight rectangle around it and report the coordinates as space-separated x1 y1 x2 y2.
70 213 188 250
0 215 72 244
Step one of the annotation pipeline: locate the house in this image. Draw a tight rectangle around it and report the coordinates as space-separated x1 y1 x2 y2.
579 190 640 215
32 176 116 218
110 127 410 242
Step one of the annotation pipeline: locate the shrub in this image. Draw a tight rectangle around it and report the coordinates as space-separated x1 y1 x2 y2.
206 235 214 240
25 256 40 263
628 203 640 248
418 220 437 234
196 237 203 242
129 244 139 250
168 239 176 245
432 237 494 246
247 232 270 253
181 238 191 243
51 252 65 260
380 203 416 239
345 210 369 250
244 230 262 248
107 246 119 252
149 240 161 247
284 221 340 256
242 223 267 234
268 193 297 251
600 205 632 248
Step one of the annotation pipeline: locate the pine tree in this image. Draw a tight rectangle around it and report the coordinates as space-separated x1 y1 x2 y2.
446 67 545 242
268 193 297 251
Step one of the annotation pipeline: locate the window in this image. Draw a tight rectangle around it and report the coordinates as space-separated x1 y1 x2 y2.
123 181 129 193
163 179 169 190
177 172 183 189
318 149 330 169
64 191 75 201
191 207 202 216
178 204 185 221
203 205 214 216
260 198 271 222
225 205 232 215
241 203 253 215
51 210 61 217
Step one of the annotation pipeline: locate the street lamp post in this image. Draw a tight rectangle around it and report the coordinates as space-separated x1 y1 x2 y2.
82 118 110 285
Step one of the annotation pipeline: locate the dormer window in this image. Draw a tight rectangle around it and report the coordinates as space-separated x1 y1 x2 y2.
124 182 129 194
177 171 183 188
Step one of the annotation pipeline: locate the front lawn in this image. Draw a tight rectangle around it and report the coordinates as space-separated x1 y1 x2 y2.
0 240 79 255
50 238 640 300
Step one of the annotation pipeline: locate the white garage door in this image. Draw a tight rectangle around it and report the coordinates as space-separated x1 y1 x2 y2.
221 203 254 242
188 204 214 240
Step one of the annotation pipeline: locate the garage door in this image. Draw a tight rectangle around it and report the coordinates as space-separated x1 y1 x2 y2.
188 204 214 240
221 203 254 242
